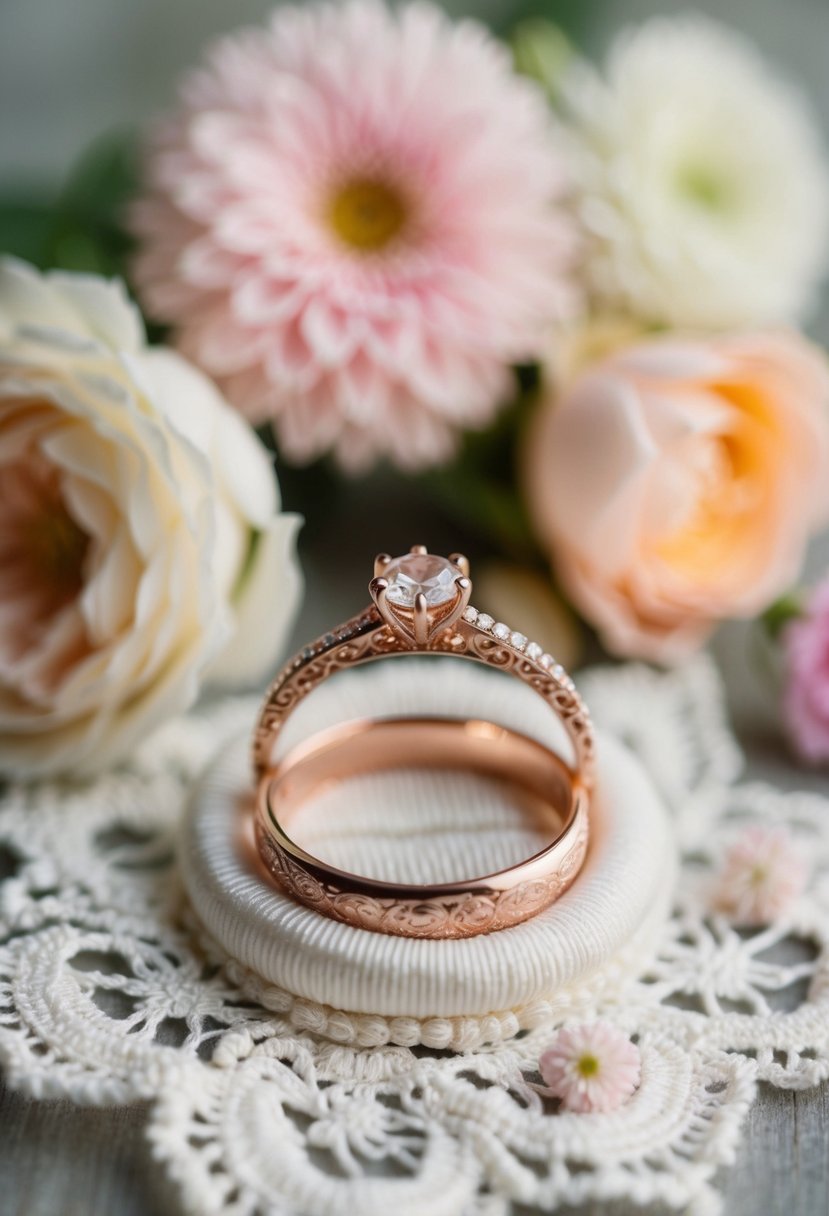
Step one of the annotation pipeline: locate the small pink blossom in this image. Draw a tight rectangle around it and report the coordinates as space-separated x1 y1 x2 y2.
537 1022 641 1114
713 826 809 926
782 580 829 763
131 0 576 472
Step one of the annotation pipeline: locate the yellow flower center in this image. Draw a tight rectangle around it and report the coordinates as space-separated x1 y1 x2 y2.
677 162 733 213
576 1053 600 1078
749 863 769 888
328 177 408 252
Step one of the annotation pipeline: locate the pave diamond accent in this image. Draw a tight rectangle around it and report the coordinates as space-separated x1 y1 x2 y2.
384 554 460 607
463 607 564 681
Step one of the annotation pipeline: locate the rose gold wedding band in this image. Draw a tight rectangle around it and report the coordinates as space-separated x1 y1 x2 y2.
255 717 589 939
252 546 595 937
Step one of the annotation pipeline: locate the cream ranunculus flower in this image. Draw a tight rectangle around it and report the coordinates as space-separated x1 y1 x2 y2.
0 258 302 778
524 331 829 662
565 15 829 329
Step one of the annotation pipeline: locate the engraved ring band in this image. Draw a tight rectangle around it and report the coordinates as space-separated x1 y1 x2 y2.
252 546 595 939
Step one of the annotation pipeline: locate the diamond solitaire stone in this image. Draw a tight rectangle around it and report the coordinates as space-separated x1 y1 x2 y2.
384 553 460 607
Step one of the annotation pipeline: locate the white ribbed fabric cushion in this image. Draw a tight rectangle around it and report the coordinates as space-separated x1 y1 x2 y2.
180 661 675 1024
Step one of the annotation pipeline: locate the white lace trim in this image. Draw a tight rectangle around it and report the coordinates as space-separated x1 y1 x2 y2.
0 660 827 1213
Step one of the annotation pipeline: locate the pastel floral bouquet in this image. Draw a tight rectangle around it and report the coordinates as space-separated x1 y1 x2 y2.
4 0 829 776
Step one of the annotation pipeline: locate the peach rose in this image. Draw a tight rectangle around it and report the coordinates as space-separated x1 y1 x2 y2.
524 332 829 662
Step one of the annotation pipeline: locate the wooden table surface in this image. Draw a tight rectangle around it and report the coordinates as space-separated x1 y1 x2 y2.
1 1079 827 1215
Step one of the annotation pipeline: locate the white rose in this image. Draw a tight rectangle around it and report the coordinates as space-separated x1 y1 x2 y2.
564 15 829 328
0 257 302 778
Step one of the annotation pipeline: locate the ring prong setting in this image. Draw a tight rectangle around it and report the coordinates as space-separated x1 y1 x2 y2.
370 549 475 648
413 592 429 644
369 576 389 610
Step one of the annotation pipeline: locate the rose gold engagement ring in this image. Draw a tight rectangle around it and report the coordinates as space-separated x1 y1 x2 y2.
253 547 595 939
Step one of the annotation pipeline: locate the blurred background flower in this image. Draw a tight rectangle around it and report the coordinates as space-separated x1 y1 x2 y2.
0 258 301 777
555 14 829 329
712 825 809 925
524 331 829 661
130 0 577 472
779 578 829 764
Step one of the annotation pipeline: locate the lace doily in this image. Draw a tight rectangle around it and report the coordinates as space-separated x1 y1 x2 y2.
1 658 828 1215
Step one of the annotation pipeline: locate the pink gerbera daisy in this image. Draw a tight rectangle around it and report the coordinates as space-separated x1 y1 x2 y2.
131 0 576 471
537 1022 641 1114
